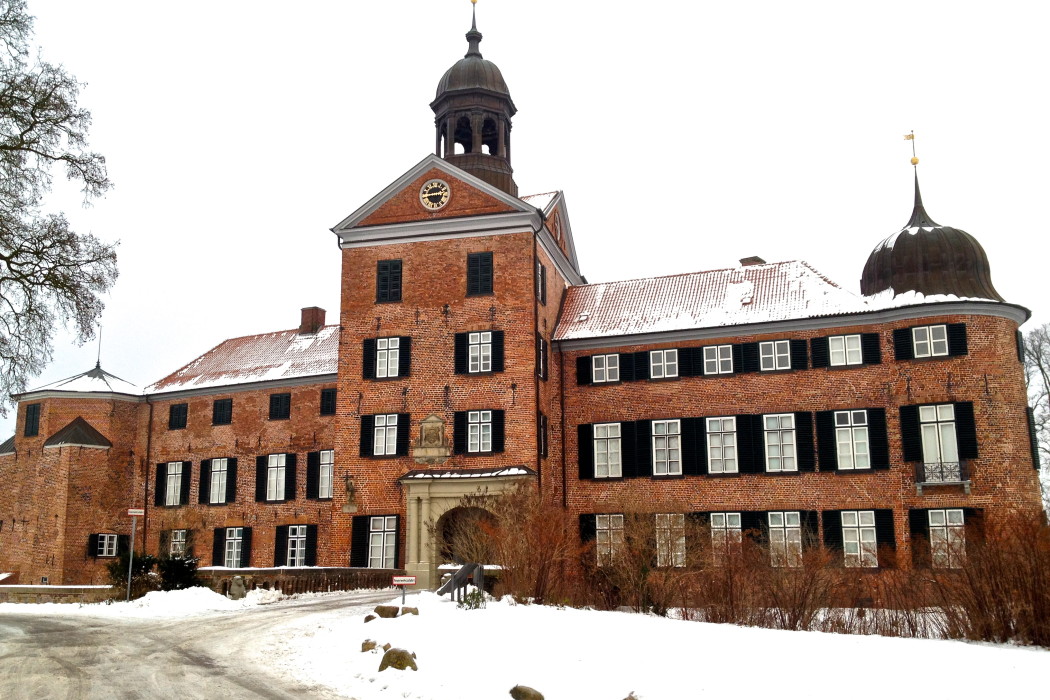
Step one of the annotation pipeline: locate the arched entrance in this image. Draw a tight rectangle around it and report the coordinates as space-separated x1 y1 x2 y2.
436 506 497 565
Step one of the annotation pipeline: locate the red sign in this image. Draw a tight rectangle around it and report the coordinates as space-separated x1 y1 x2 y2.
127 508 145 517
392 575 416 586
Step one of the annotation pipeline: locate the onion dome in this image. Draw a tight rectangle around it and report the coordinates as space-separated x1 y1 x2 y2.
860 173 1003 301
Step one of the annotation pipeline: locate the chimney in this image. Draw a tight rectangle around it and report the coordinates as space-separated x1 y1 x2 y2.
739 256 766 266
299 307 325 335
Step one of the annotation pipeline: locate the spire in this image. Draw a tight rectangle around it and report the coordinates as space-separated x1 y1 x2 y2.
905 171 940 229
466 0 483 58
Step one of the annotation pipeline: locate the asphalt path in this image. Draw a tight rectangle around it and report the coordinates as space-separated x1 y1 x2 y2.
0 589 396 700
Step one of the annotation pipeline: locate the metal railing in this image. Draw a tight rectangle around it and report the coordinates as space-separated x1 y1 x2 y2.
914 461 970 494
436 562 484 603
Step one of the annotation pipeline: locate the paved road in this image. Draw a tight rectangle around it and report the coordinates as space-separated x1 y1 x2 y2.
0 590 395 700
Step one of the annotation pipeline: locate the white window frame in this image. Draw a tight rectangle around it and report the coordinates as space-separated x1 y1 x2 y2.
266 453 286 501
710 512 742 555
593 423 622 478
97 533 118 558
376 337 400 378
929 509 965 569
596 514 624 567
763 413 797 472
468 410 493 453
209 457 228 504
368 516 397 568
913 325 949 358
373 414 398 456
165 461 183 506
652 419 682 475
841 510 877 567
703 345 733 375
537 335 548 379
287 524 307 567
649 349 679 379
760 340 791 371
468 331 492 373
706 417 738 474
592 354 620 383
835 410 870 470
919 404 959 466
829 334 863 367
655 513 686 568
768 511 802 567
170 529 187 557
224 527 243 567
319 449 334 499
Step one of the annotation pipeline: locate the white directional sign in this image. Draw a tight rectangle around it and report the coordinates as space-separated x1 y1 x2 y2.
127 508 145 517
392 576 416 586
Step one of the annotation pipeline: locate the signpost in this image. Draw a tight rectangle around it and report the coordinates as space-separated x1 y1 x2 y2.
126 508 144 602
392 575 416 605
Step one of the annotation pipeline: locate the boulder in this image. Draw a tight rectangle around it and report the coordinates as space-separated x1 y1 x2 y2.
361 640 377 652
364 614 376 623
382 643 391 651
509 686 544 700
374 605 400 618
401 606 419 616
378 648 418 672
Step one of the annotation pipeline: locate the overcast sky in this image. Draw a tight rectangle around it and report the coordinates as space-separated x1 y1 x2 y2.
5 0 1048 436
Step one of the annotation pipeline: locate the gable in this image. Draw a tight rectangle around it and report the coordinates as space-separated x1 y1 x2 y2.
43 417 112 450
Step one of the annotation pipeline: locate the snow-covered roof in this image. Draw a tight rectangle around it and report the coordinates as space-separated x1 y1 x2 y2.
25 363 140 396
520 191 557 214
555 261 868 342
147 325 339 394
399 466 536 480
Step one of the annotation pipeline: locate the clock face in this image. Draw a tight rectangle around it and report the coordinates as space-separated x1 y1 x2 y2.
419 179 450 210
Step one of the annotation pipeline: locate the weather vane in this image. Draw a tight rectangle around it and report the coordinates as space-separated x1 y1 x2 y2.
904 130 919 166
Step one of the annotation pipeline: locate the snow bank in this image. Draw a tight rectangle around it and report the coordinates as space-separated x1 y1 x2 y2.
0 586 285 619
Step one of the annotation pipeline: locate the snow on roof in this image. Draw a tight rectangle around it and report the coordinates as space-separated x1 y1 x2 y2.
146 325 338 394
554 260 868 342
399 466 535 480
520 191 557 214
27 363 140 396
862 287 1001 309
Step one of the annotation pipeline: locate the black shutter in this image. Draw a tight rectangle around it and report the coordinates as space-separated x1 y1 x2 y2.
360 415 375 457
454 333 468 374
1028 407 1041 469
284 454 297 502
815 411 837 471
388 260 402 301
240 527 252 567
790 339 808 370
491 410 506 453
633 351 650 380
274 526 288 566
751 415 768 472
740 512 766 543
1016 330 1025 362
350 515 369 567
947 323 968 356
362 338 377 379
480 252 493 294
634 420 652 477
681 417 705 476
155 464 166 506
226 458 238 503
963 508 985 558
179 462 191 505
823 511 843 551
874 509 896 554
741 343 760 373
305 525 318 567
908 509 930 568
618 352 636 382
306 451 320 499
868 409 890 470
396 413 411 456
678 347 695 377
861 333 881 365
376 260 389 301
954 401 978 460
731 344 744 374
893 328 913 360
579 514 597 543
491 331 505 372
212 528 225 566
199 459 212 504
795 412 815 471
810 337 830 369
255 456 267 501
801 511 819 549
117 535 130 556
399 337 412 376
577 356 593 385
899 406 922 462
620 421 637 478
88 533 99 558
467 253 480 295
736 415 760 474
453 412 467 454
393 515 402 568
578 424 594 479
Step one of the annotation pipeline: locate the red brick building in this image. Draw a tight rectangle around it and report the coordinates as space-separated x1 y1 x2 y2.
1 16 1042 587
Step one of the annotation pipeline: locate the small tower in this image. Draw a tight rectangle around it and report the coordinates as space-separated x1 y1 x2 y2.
431 5 518 196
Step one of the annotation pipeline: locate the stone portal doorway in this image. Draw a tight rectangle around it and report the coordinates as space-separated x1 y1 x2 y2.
436 506 497 565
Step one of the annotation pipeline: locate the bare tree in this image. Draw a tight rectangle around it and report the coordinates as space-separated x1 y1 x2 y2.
1023 325 1050 462
0 0 117 412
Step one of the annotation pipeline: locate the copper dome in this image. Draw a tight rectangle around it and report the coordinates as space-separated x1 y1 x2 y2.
433 18 514 106
860 175 1003 301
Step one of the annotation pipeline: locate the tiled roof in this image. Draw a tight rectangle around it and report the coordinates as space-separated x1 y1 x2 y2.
146 326 339 394
554 261 867 342
520 191 557 214
26 363 139 396
43 417 112 449
0 435 14 456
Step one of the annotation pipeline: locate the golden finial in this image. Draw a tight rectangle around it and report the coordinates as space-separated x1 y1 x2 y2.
904 131 919 165
471 0 477 4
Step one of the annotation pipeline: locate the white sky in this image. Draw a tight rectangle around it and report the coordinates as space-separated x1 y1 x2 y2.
5 0 1048 436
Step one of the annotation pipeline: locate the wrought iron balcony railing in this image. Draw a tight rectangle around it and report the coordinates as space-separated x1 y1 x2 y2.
914 461 970 495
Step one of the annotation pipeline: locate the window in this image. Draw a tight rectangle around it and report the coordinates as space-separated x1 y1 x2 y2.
286 525 308 567
373 414 399 456
224 527 244 567
376 259 402 302
536 261 547 304
537 334 548 380
764 414 797 472
97 533 118 558
841 511 877 567
650 349 678 379
913 325 948 358
319 449 334 499
703 345 733 375
266 454 286 501
829 334 863 366
596 514 624 567
209 458 228 504
929 509 965 569
469 332 492 373
212 398 233 425
706 417 738 474
269 393 291 420
24 403 41 437
168 403 187 430
710 512 742 553
593 423 622 478
170 529 188 557
320 388 337 416
835 410 870 470
760 340 791 371
376 337 400 378
920 404 959 480
768 511 802 567
468 411 493 453
592 354 620 383
655 513 686 567
467 251 494 295
538 413 548 459
652 419 682 475
165 462 183 506
369 516 398 568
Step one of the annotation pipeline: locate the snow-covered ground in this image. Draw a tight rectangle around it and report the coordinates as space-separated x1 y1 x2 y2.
3 588 1046 699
